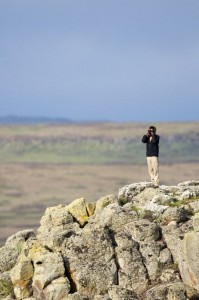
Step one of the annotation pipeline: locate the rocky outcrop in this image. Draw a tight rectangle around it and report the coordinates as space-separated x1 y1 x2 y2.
1 181 199 299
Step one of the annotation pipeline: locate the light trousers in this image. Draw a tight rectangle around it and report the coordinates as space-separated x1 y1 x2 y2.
147 156 159 185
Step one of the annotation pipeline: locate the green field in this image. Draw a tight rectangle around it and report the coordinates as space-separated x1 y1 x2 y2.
0 122 198 164
0 122 198 246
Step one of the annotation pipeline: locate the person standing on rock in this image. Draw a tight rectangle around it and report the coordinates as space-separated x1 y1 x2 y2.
142 126 160 187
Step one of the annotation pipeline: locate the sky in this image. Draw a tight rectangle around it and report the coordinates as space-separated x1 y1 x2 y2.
0 0 199 122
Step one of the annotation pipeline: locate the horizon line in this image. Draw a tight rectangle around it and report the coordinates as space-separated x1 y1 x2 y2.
0 115 198 124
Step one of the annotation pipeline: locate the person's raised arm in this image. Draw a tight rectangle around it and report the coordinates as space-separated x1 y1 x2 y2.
142 132 149 143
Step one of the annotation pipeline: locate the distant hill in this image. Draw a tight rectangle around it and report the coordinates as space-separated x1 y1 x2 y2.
0 116 72 124
0 121 198 164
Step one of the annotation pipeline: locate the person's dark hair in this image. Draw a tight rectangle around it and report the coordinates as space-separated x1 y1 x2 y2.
149 126 156 133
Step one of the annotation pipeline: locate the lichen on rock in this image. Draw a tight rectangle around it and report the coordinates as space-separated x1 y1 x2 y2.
1 180 199 299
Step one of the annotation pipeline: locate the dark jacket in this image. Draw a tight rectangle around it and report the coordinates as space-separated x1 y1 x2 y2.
142 134 160 157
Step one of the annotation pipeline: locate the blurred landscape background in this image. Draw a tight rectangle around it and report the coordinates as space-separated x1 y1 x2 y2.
1 1 199 246
0 119 198 246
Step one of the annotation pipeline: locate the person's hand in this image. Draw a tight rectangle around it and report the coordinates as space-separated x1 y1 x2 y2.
146 131 150 136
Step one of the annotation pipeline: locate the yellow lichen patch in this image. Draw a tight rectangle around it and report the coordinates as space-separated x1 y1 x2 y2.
66 197 89 226
86 203 96 216
27 240 46 261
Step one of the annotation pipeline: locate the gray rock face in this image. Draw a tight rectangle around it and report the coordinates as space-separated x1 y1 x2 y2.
1 181 199 299
62 226 118 297
108 286 139 300
114 232 148 293
144 282 197 300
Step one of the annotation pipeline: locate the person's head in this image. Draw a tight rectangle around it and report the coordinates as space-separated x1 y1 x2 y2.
149 126 156 134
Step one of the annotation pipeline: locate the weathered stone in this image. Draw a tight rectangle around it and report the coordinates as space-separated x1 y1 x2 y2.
160 215 199 294
132 188 165 206
189 201 199 213
119 182 170 216
108 285 139 299
193 213 199 232
123 219 170 282
178 180 199 187
43 204 73 227
86 202 96 216
66 197 90 226
33 253 65 295
144 200 168 215
6 229 35 247
91 203 138 232
140 241 166 281
114 232 148 294
180 230 199 290
10 254 34 299
118 181 154 204
124 219 161 242
119 181 199 214
145 282 191 300
38 226 80 252
0 271 14 299
42 277 70 300
159 269 181 283
21 239 67 299
62 226 117 296
167 282 198 300
162 207 188 224
63 293 88 300
0 230 35 276
0 245 19 274
37 204 79 251
159 248 173 265
93 295 110 300
1 181 199 299
95 194 117 214
162 221 186 264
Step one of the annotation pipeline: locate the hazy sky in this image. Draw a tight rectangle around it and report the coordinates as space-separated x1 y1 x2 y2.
0 0 199 122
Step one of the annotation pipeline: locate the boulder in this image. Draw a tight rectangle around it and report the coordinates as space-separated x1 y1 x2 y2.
159 269 181 283
61 226 118 296
0 229 35 275
0 246 19 274
66 197 93 226
0 271 14 299
28 241 67 299
6 230 35 247
145 282 198 300
94 194 117 214
91 202 138 232
180 230 199 290
124 219 161 242
114 232 148 294
10 254 34 299
161 207 188 224
0 230 36 299
37 204 79 251
42 277 70 300
118 181 154 204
